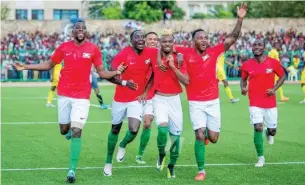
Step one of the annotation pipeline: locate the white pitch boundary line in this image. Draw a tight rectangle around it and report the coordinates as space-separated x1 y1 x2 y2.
2 162 305 172
1 121 111 125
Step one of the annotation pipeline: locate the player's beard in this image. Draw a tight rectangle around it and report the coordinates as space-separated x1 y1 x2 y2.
75 37 85 43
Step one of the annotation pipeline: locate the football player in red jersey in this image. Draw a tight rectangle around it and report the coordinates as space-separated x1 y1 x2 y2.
135 32 159 165
103 30 158 176
149 30 189 178
158 2 248 181
14 19 126 183
240 39 285 167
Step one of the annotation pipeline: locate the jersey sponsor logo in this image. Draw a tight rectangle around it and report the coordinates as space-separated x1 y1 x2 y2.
266 68 273 74
145 59 151 64
202 54 210 61
82 53 91 58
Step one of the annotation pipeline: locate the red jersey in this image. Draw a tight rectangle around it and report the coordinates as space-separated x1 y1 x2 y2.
152 54 187 94
241 57 285 108
51 40 102 99
175 44 225 101
111 46 157 102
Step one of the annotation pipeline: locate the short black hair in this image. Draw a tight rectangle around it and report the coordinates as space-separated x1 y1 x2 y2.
192 29 205 39
73 18 85 28
254 39 267 47
145 32 158 38
130 30 141 40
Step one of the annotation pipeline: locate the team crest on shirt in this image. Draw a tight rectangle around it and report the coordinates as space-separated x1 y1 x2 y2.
145 59 151 64
202 54 210 61
82 53 91 58
266 68 273 74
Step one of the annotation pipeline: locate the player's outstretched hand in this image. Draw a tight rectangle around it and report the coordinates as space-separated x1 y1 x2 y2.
237 2 248 19
137 93 147 104
266 88 275 97
126 80 138 90
117 62 128 75
13 62 25 71
241 87 248 96
177 53 183 69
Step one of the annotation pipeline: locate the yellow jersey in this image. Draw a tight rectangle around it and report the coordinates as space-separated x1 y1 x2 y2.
217 54 225 69
293 57 300 69
54 64 62 72
268 48 280 61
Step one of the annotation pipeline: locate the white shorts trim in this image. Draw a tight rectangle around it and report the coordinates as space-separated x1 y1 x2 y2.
189 99 221 132
153 94 183 135
111 100 143 124
143 99 154 116
249 106 278 128
58 96 90 125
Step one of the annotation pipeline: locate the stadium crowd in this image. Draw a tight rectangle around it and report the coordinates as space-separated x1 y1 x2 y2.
1 29 304 81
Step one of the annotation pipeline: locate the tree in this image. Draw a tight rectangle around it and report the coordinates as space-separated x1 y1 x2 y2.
171 4 185 20
229 1 305 18
126 2 162 23
103 2 122 20
123 0 185 23
1 3 10 20
88 0 113 19
192 5 232 19
210 5 233 18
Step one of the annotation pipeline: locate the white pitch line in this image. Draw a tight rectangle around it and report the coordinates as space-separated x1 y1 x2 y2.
2 162 305 172
1 121 111 125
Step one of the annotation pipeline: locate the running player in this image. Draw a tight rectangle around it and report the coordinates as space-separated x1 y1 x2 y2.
46 63 61 107
217 54 240 103
90 66 110 109
300 64 305 104
136 31 158 164
158 2 248 181
151 29 188 178
103 30 157 176
240 39 286 167
14 19 126 183
268 42 289 102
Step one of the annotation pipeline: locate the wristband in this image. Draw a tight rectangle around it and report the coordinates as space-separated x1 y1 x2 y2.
121 80 127 86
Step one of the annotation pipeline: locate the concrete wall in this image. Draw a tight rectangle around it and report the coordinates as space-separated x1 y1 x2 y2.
2 18 305 36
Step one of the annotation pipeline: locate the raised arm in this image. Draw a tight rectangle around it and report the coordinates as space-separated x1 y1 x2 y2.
224 2 248 51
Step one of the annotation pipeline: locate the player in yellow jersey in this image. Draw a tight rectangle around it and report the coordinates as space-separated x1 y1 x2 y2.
217 54 240 103
46 63 61 107
268 42 289 102
300 64 305 104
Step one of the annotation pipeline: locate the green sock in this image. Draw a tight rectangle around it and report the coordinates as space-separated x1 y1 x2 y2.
119 130 137 148
138 128 151 156
169 133 180 166
157 126 168 156
195 140 205 171
254 130 264 157
205 129 209 140
69 138 82 171
106 132 119 164
65 129 72 140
